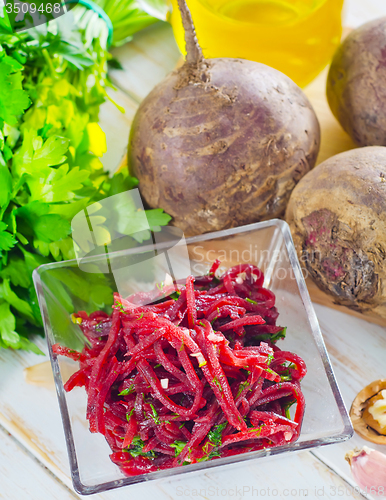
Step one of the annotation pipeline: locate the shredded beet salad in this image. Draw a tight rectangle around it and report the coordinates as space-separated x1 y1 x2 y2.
53 260 307 476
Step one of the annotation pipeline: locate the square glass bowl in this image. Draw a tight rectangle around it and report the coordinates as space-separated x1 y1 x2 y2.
33 219 353 495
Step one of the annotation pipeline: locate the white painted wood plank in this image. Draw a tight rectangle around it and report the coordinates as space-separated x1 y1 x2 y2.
0 318 370 500
94 451 367 500
109 23 180 104
312 304 386 500
0 338 75 490
343 0 386 28
0 425 79 500
100 87 139 173
97 451 366 500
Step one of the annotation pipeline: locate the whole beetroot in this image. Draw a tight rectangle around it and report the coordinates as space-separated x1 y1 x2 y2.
327 17 386 147
286 147 386 319
129 0 320 236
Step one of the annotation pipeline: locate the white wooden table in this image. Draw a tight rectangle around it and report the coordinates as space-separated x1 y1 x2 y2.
1 1 386 499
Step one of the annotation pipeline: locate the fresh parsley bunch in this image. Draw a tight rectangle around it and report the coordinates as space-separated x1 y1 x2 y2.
0 8 170 354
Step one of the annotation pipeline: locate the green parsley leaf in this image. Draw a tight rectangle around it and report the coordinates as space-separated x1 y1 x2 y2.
0 222 16 253
0 257 30 288
0 164 12 209
145 208 172 231
13 131 69 177
0 56 30 126
2 278 36 323
0 6 171 356
28 164 90 203
16 202 71 243
0 302 42 354
0 302 18 346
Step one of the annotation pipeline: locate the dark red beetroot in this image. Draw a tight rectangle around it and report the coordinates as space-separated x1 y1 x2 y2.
128 0 320 236
327 17 386 146
286 147 386 319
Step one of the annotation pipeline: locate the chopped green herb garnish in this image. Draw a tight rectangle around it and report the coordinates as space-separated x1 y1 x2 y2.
170 440 187 457
283 400 296 420
127 436 155 458
208 422 227 446
213 377 223 392
126 408 134 422
118 384 135 396
202 441 212 455
169 290 181 300
245 298 258 305
197 449 221 462
118 388 130 396
149 403 161 425
95 322 103 333
250 327 287 344
115 302 125 313
236 380 251 398
279 362 296 381
264 366 278 377
248 425 264 436
280 369 293 381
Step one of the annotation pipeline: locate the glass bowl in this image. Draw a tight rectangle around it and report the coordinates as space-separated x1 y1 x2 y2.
33 219 353 495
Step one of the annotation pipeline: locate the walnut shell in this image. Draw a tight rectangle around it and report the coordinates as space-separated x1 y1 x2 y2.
350 379 386 445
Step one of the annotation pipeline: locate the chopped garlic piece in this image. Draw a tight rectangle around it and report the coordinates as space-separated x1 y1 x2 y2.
164 273 173 287
235 272 247 284
368 389 386 427
207 331 223 343
190 351 207 367
160 378 169 389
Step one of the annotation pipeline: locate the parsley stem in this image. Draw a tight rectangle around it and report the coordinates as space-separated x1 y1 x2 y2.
41 49 58 79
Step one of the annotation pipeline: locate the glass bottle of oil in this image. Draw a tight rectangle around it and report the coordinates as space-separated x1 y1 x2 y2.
169 0 344 87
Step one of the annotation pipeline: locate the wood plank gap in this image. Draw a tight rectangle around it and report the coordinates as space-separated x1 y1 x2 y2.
0 422 80 499
0 410 74 492
110 78 143 106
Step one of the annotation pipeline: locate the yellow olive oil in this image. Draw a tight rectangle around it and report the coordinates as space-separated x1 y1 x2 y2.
169 0 343 87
